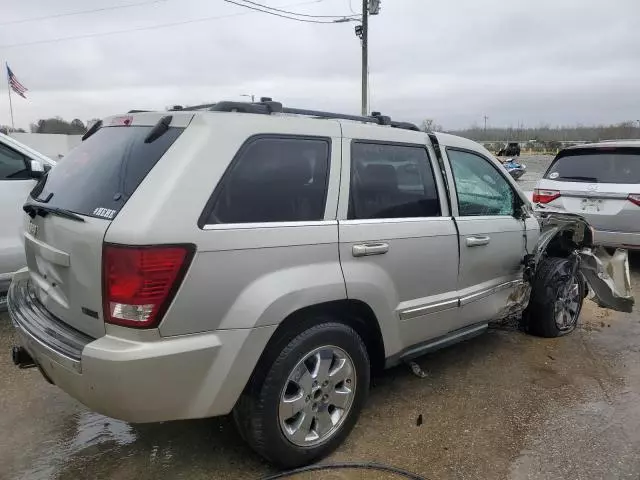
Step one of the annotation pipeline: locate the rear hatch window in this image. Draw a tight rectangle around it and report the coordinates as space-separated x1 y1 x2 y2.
545 148 640 184
31 125 184 218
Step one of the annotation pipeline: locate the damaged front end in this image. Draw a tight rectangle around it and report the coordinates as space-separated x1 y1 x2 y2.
533 212 634 313
499 211 634 321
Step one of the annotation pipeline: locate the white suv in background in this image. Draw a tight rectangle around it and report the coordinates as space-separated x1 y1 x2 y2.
0 132 55 307
534 141 640 250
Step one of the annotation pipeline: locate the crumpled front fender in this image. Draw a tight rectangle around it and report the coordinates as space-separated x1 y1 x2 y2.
579 247 634 313
533 212 634 313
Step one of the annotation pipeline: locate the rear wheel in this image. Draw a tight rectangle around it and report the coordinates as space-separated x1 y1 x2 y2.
233 320 370 468
526 257 585 337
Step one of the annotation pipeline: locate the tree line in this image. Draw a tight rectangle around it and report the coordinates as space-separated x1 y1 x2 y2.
1 117 99 135
5 117 640 142
422 120 640 143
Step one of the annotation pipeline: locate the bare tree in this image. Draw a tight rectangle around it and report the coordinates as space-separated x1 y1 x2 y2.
0 125 26 134
420 118 443 132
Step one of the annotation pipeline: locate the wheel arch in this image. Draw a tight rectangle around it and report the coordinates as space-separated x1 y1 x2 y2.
241 299 386 399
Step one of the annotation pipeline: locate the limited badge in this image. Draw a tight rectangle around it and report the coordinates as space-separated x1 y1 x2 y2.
93 207 116 219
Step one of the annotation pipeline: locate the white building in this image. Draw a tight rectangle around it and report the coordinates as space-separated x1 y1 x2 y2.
9 133 82 160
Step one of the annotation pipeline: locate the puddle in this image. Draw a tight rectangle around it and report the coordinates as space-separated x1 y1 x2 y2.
17 412 136 480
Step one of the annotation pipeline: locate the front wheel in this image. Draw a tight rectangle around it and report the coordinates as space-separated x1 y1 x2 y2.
234 320 370 468
525 256 585 337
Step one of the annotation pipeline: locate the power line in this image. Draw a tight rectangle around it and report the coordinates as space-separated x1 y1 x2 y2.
221 0 340 23
237 0 358 18
0 0 324 49
0 0 169 27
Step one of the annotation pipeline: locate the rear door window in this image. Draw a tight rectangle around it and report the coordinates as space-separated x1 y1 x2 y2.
348 142 441 219
206 136 330 224
31 125 184 218
546 148 640 184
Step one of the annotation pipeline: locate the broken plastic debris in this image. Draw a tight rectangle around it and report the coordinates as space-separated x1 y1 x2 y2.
408 361 428 378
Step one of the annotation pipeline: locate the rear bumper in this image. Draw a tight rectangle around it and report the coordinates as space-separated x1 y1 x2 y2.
592 229 640 250
9 274 276 423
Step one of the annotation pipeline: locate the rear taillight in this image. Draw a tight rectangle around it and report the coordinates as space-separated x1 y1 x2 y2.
103 244 194 328
628 194 640 207
532 189 561 204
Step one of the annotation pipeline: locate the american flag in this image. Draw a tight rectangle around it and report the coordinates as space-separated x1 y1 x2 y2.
7 65 27 99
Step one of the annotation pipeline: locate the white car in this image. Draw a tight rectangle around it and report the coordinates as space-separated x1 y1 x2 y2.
0 132 55 307
533 141 640 250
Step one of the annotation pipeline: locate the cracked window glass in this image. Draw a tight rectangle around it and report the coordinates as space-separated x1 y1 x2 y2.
448 149 514 216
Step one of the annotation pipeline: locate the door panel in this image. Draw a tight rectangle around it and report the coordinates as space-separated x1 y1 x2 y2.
455 216 526 325
337 128 459 357
0 141 34 278
445 147 528 326
0 179 35 277
339 218 460 351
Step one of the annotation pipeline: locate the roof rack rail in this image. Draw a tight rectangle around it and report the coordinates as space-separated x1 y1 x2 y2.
173 103 218 111
198 99 419 131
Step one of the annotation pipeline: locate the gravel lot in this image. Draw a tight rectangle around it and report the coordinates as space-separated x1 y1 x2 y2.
2 157 639 480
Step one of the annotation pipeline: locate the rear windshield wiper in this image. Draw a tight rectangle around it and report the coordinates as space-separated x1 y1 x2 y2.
144 115 172 143
552 175 599 182
82 119 102 141
23 204 85 222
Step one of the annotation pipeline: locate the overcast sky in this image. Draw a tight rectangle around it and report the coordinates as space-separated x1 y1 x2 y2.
1 0 639 130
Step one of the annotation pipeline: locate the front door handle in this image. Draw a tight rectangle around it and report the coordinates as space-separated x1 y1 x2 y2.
352 242 390 257
466 235 491 247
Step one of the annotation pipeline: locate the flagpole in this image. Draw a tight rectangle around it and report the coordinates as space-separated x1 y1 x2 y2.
6 63 15 130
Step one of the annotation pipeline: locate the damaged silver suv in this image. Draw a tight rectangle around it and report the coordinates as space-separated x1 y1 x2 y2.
8 100 634 468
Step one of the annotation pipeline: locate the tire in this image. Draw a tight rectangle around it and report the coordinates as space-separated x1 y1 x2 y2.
526 256 585 338
233 320 370 468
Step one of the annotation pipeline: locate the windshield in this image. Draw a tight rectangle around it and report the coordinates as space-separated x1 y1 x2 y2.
545 148 640 184
31 125 183 219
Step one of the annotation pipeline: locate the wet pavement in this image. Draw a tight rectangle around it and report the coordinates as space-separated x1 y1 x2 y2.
2 157 639 480
2 256 639 480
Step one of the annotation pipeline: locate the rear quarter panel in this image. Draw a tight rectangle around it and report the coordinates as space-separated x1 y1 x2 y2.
105 113 346 336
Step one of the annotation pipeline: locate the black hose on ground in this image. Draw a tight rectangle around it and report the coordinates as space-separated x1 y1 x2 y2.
259 462 428 480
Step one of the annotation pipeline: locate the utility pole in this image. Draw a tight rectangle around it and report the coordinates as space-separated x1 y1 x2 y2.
483 115 488 132
361 0 368 116
354 0 380 116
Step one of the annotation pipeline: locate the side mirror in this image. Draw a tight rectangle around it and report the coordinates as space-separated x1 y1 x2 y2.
30 160 45 179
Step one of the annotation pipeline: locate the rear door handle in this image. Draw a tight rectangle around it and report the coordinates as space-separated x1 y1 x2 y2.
466 235 491 247
352 243 389 257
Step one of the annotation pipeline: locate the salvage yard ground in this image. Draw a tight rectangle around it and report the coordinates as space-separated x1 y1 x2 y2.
1 156 639 479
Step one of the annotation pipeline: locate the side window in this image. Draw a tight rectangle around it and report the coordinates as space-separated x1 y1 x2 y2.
447 149 515 217
208 136 330 224
0 143 29 180
349 142 441 219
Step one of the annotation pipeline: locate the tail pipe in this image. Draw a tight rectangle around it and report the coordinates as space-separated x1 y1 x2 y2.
12 346 36 369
